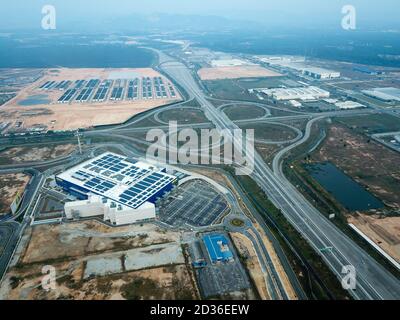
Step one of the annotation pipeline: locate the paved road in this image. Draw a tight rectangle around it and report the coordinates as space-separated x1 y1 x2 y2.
155 49 400 300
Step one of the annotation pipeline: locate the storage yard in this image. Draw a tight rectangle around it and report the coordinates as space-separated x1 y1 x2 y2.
0 68 181 131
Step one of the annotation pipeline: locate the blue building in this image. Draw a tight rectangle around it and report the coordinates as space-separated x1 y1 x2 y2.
203 234 234 264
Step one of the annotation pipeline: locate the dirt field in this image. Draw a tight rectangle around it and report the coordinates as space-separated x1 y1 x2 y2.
198 66 282 80
0 144 75 165
0 220 198 300
2 68 181 131
349 215 400 263
0 173 30 214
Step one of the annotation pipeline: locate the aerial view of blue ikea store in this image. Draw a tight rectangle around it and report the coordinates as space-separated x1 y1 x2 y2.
56 152 177 225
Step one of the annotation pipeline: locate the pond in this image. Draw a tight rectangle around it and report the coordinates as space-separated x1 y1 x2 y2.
18 94 51 106
304 162 384 211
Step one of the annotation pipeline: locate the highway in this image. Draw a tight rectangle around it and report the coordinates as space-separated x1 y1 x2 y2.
155 50 400 300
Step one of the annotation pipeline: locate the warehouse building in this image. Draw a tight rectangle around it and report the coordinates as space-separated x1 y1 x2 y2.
335 101 366 110
302 67 341 79
56 152 177 225
362 87 400 102
203 234 234 264
261 86 330 101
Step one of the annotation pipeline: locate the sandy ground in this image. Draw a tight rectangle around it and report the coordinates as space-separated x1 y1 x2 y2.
0 220 198 300
230 232 269 300
1 263 197 300
349 215 400 262
21 220 180 264
198 65 282 80
0 144 75 164
2 68 181 131
0 173 30 214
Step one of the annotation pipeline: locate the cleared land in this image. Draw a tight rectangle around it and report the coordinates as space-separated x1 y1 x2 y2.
0 144 75 165
0 173 30 214
0 220 198 300
348 215 400 263
198 66 282 81
1 68 181 131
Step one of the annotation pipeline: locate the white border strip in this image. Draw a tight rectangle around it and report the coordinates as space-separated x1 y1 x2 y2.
349 223 400 270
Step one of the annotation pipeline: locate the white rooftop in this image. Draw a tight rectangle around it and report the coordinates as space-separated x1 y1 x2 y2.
57 152 176 209
362 87 400 102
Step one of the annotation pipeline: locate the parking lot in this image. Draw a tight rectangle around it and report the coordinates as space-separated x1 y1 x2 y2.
158 180 229 228
192 234 252 298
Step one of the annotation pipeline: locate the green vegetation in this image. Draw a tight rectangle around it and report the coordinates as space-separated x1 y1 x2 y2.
158 108 210 124
223 104 266 121
230 218 245 227
121 277 159 300
336 113 400 134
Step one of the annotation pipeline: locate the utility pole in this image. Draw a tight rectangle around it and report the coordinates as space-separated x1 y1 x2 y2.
75 130 82 155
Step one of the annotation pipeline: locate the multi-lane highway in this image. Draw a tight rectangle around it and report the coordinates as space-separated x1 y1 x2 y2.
155 50 400 300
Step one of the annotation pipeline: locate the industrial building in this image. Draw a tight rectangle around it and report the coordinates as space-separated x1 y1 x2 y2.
210 59 253 67
260 86 330 101
335 101 366 110
256 56 340 79
302 67 341 80
203 234 234 264
362 87 400 102
257 55 306 65
56 152 177 225
353 66 384 75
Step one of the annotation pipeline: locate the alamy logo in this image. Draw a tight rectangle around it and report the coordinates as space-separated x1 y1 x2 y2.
41 5 56 30
341 265 357 290
41 265 57 291
342 5 356 30
146 121 254 176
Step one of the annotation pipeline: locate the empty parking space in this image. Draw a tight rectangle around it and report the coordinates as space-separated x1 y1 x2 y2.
158 180 229 228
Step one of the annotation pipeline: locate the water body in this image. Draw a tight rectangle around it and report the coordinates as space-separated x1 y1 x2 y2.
304 162 384 211
0 37 155 68
18 94 51 106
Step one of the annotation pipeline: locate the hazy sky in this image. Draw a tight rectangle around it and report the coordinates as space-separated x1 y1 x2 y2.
1 0 400 31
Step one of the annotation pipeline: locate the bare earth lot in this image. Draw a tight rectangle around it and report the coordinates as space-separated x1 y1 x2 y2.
0 220 198 300
198 66 282 80
0 173 30 214
1 68 181 131
0 144 75 165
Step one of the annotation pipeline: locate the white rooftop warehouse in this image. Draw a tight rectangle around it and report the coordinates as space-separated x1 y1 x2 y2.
260 86 330 101
362 87 400 102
